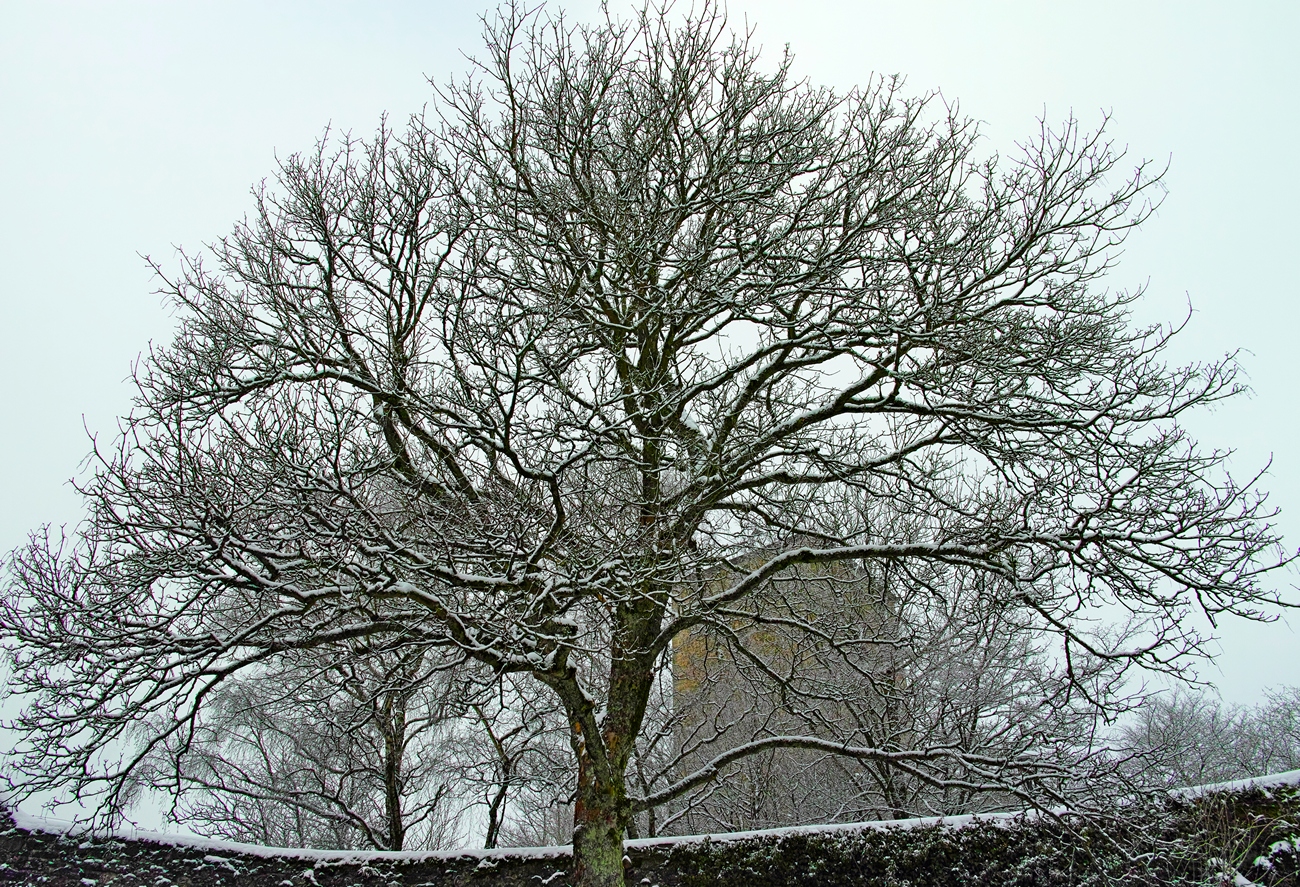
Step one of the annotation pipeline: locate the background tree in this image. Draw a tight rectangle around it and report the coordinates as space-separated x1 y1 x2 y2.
661 554 1119 833
134 647 574 851
134 647 471 851
457 674 574 849
1120 686 1300 790
1 4 1293 885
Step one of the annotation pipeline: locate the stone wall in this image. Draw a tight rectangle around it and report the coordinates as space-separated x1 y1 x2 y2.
4 773 1299 886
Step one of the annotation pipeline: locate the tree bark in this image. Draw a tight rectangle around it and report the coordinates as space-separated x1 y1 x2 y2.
381 693 406 851
572 742 631 887
550 602 659 887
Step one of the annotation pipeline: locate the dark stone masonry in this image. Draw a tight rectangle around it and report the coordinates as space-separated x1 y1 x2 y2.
0 811 573 886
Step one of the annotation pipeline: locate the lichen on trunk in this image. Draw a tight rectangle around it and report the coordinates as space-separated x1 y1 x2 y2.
572 755 631 887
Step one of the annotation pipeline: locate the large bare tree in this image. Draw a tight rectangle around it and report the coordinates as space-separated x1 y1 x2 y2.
2 4 1293 885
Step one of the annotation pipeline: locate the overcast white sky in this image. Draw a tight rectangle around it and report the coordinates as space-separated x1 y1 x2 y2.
1 1 1297 709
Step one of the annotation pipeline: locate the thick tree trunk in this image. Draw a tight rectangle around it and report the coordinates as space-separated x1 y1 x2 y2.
549 583 662 887
571 750 630 887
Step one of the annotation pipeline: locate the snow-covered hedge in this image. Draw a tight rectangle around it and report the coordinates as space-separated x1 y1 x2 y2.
4 772 1299 886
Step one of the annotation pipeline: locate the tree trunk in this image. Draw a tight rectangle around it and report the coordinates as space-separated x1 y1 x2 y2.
484 780 508 849
550 591 660 887
571 749 630 887
381 696 406 850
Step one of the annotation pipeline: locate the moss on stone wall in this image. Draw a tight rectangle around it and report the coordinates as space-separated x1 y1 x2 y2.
4 780 1298 886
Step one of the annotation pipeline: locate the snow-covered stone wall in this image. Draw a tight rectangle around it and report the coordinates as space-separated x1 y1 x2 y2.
4 771 1299 886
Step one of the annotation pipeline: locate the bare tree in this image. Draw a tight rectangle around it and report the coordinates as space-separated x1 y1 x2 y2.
659 552 1120 833
1 4 1293 885
1120 686 1300 790
136 648 471 851
457 675 573 849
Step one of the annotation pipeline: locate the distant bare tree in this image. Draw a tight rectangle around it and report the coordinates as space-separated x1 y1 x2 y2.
658 552 1119 834
136 648 470 851
142 652 577 851
2 3 1292 885
1120 686 1300 790
456 675 573 849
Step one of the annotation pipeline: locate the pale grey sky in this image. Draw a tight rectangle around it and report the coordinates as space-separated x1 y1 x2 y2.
2 1 1297 705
